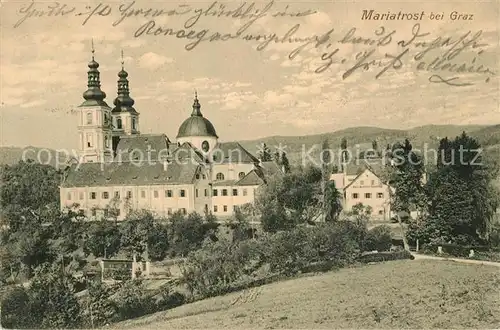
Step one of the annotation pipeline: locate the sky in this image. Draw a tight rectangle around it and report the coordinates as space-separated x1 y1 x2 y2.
1 0 499 150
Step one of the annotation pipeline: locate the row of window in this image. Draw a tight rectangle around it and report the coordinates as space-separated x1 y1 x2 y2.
215 172 246 180
351 192 384 199
85 112 137 130
357 180 381 186
213 205 238 213
67 187 254 201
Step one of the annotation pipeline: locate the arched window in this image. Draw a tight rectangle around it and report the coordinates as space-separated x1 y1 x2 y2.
132 118 136 130
216 173 225 181
238 172 245 179
104 136 109 148
86 112 92 124
116 117 122 129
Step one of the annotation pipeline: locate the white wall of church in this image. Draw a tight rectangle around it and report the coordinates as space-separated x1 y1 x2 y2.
211 163 255 181
176 136 218 153
211 185 258 217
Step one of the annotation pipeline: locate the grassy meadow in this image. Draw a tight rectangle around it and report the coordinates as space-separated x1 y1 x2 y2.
115 260 500 329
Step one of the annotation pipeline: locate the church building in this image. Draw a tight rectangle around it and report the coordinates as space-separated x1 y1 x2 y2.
59 48 281 221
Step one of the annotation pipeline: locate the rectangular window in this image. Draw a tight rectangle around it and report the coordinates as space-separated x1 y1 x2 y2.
243 189 248 196
352 193 359 199
371 180 375 186
180 189 186 197
153 190 159 198
222 189 228 196
167 208 172 215
232 189 238 196
67 192 72 200
116 209 121 216
114 191 120 198
127 191 132 198
102 192 109 199
360 180 364 186
90 192 96 200
213 189 218 196
233 205 238 211
223 205 228 212
195 189 199 198
181 208 187 215
202 174 206 179
377 193 384 198
141 190 146 198
214 205 218 212
378 210 384 215
104 209 109 217
365 193 372 199
91 209 96 216
79 192 84 200
204 189 208 197
165 190 172 198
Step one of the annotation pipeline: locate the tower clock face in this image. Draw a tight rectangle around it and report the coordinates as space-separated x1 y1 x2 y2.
202 140 209 152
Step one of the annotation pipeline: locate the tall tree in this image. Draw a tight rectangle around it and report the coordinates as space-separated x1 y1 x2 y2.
257 143 272 161
389 139 426 251
425 133 499 245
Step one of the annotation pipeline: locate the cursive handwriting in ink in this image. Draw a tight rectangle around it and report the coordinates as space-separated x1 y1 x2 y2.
288 28 334 60
271 5 317 17
397 23 430 47
428 75 473 86
113 1 192 27
375 48 409 79
14 1 75 28
77 2 111 26
315 47 341 73
340 26 395 47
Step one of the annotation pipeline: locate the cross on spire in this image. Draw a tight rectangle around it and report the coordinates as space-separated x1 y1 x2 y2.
91 38 95 60
121 49 124 70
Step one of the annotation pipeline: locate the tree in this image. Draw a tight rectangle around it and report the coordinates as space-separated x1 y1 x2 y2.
84 280 117 328
84 220 122 259
423 132 499 245
389 139 426 251
372 139 378 151
257 143 272 161
0 160 61 231
340 138 348 171
169 212 219 257
256 166 323 232
320 140 342 222
227 208 254 242
28 263 82 328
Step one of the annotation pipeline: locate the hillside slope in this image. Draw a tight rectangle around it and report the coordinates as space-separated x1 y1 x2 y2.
115 260 500 329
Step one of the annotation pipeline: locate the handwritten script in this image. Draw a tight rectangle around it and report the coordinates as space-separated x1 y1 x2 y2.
14 1 496 86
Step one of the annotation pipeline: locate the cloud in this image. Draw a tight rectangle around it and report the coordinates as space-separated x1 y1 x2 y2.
20 100 47 108
138 52 174 70
262 91 295 107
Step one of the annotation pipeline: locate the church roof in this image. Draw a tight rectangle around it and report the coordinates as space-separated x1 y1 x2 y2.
61 161 200 187
176 93 218 138
114 134 171 162
213 142 259 164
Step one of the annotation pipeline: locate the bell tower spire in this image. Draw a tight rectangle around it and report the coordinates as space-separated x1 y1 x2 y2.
81 39 107 107
112 49 139 137
76 39 113 164
191 90 202 117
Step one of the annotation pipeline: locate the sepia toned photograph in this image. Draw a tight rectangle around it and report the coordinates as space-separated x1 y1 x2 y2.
0 0 499 328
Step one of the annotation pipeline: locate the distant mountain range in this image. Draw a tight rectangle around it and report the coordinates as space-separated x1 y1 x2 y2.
1 124 499 168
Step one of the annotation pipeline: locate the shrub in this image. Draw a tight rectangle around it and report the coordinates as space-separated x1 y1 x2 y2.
357 250 414 263
0 285 33 328
113 280 154 321
181 238 261 298
364 225 392 252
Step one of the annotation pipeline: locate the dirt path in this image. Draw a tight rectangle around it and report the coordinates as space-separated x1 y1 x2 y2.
411 253 500 267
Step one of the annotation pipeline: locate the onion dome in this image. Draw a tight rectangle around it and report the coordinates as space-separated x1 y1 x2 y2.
177 92 218 138
112 50 138 114
81 40 108 107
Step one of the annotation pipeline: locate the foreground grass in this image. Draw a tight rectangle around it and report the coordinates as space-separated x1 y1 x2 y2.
115 260 500 329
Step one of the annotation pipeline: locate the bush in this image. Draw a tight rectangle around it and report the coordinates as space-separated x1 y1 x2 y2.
0 285 33 328
364 225 392 252
181 238 261 298
357 250 414 263
113 280 154 321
